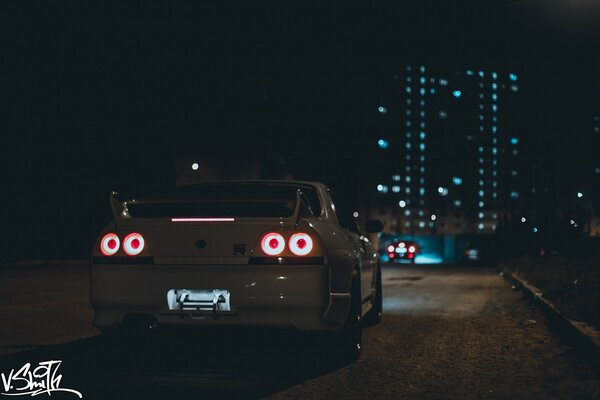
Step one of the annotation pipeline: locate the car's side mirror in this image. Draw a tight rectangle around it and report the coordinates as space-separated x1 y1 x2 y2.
365 219 384 233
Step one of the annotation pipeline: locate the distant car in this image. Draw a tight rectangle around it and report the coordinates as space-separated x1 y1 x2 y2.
385 240 418 263
90 180 383 358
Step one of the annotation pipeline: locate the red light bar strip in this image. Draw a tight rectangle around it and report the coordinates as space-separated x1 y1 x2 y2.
171 217 235 222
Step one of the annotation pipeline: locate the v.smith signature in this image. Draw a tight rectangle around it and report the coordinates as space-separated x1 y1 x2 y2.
1 360 82 398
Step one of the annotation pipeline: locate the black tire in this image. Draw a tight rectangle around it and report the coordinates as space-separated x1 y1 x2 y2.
363 264 382 327
336 270 362 360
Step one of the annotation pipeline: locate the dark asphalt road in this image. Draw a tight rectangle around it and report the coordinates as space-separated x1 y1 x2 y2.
0 264 598 399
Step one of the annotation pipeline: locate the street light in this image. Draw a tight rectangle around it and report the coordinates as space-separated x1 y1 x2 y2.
577 192 583 198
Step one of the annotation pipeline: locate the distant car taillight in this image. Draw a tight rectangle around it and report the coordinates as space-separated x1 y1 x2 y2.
123 233 145 256
288 233 313 256
260 232 285 256
100 233 120 256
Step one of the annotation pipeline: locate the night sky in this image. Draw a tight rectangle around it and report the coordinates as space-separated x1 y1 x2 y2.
1 3 599 261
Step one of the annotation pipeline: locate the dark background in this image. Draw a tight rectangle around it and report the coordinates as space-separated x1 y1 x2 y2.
1 2 599 261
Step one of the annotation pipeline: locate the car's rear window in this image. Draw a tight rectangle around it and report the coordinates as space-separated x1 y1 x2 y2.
124 183 319 218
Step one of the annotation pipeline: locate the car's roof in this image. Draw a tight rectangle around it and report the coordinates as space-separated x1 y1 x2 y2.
178 180 327 189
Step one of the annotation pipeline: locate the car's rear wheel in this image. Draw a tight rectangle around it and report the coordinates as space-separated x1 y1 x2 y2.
335 270 362 360
363 263 382 326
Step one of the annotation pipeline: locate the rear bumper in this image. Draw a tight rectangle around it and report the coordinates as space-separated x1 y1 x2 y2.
90 263 339 331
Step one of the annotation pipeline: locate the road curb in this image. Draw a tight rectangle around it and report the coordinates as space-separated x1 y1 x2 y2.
503 270 600 369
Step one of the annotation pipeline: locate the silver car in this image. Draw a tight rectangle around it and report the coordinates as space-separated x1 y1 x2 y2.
90 180 383 357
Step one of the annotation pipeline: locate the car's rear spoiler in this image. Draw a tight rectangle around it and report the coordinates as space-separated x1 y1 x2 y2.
109 189 313 228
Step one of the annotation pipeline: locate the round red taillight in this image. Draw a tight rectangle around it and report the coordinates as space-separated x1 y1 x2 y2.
100 233 120 256
261 232 285 256
123 233 145 256
289 233 313 256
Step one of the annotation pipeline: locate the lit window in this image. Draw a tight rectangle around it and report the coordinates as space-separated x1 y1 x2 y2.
511 85 518 92
478 71 484 78
478 223 484 230
511 170 518 176
406 142 412 149
479 201 484 207
378 106 387 113
439 111 448 119
419 221 425 228
420 77 426 84
405 86 412 93
478 212 484 219
454 200 462 207
405 209 411 216
399 200 407 207
452 90 462 98
466 70 473 76
509 73 518 81
418 210 424 216
438 186 448 196
430 88 436 94
492 104 498 112
419 132 426 139
419 66 426 73
439 79 448 86
420 88 426 96
452 176 463 185
479 190 485 197
510 191 519 198
510 137 519 145
392 186 400 193
419 188 425 196
392 174 401 181
492 72 498 80
377 139 389 149
419 143 426 151
492 83 498 90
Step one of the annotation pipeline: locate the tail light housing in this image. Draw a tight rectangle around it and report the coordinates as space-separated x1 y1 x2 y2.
288 233 313 256
123 232 145 256
100 233 120 256
260 232 285 256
